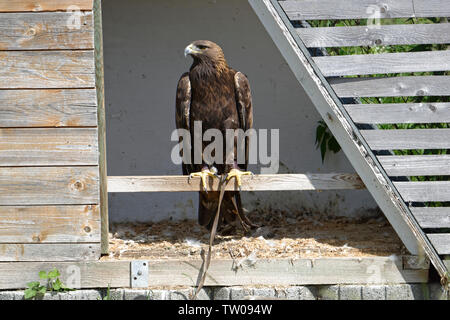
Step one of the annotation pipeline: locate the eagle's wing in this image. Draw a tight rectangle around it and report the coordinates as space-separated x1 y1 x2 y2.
175 72 193 175
234 72 253 169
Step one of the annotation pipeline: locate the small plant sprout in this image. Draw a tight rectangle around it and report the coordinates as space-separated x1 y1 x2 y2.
24 268 74 300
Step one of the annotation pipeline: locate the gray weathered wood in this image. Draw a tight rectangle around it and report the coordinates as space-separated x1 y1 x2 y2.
427 234 450 255
410 207 450 229
378 155 450 176
361 129 450 150
330 76 450 98
107 173 365 192
0 12 93 50
314 51 450 77
0 243 100 262
0 89 97 128
0 166 99 205
0 205 100 243
345 103 450 124
0 128 98 166
0 50 95 89
395 181 450 202
281 0 450 20
0 0 93 12
298 23 450 48
0 256 429 289
94 0 109 255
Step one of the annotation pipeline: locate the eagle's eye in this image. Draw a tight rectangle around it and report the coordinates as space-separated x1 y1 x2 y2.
197 45 208 50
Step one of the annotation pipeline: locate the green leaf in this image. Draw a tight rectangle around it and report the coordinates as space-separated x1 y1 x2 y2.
39 271 48 280
48 268 60 279
26 281 40 288
53 278 61 291
24 288 36 300
39 286 47 294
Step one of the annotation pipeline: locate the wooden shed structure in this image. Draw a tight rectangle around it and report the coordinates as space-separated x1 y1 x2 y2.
0 0 448 292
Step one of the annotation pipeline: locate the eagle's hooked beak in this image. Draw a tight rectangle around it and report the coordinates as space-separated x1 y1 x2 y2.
184 43 201 57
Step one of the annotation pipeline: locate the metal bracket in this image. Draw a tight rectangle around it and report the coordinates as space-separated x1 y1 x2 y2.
131 260 149 288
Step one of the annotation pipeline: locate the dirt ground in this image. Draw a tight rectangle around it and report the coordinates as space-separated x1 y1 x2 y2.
102 209 407 262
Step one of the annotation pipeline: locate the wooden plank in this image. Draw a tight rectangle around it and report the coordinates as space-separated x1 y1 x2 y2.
345 103 450 124
107 173 365 192
314 51 450 77
410 207 450 229
249 0 422 255
330 76 450 98
0 50 95 89
427 234 450 255
378 155 450 176
0 244 100 262
149 257 428 286
0 256 428 289
0 12 93 50
0 0 93 12
361 129 450 150
280 0 450 20
298 23 450 48
0 89 97 128
395 181 450 201
0 128 98 166
0 205 100 243
0 166 99 205
94 0 109 255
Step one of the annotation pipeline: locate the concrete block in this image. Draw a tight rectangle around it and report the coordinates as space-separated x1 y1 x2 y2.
0 291 17 300
252 288 276 299
299 286 317 300
386 284 414 300
316 285 339 300
340 285 362 300
213 287 231 300
148 289 168 300
362 285 386 300
169 288 192 300
124 289 150 300
230 287 253 300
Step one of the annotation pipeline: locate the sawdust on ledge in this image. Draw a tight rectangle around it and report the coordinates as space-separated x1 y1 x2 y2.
101 210 407 261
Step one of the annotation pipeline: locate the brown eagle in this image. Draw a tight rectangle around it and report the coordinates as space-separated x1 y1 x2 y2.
175 40 256 233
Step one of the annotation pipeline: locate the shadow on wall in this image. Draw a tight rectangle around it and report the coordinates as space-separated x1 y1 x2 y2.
102 0 378 222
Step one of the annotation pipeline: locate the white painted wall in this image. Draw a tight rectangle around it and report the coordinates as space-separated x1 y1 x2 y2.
102 0 379 222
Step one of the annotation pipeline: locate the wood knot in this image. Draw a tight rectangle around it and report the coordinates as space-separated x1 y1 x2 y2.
71 180 85 191
374 39 382 45
428 104 437 112
32 235 40 242
84 226 91 233
26 28 37 36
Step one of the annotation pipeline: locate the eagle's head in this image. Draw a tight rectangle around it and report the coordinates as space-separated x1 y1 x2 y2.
184 40 227 74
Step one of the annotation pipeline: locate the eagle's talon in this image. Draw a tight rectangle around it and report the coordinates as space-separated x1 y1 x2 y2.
188 169 220 192
225 168 254 190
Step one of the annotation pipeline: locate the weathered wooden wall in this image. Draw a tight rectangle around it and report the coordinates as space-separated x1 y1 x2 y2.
0 0 100 261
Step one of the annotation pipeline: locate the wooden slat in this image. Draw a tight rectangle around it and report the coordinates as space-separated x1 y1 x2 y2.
280 0 450 20
0 244 100 262
0 50 95 89
410 207 450 229
298 24 450 48
0 89 97 128
361 129 450 150
0 12 93 50
330 76 450 98
0 0 93 12
0 205 100 243
395 181 450 201
427 234 450 254
315 51 450 77
345 103 450 124
0 167 99 205
0 256 429 289
378 155 450 176
0 128 98 166
107 173 365 192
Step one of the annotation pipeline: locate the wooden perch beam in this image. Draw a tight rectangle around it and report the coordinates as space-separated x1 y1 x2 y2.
107 173 365 192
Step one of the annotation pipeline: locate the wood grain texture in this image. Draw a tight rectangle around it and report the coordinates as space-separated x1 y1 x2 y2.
0 243 99 262
0 166 99 205
0 89 97 128
378 155 450 176
298 23 450 48
427 234 450 255
0 12 93 50
395 181 450 201
0 256 428 289
280 0 450 20
0 50 95 89
345 103 450 124
107 173 365 192
361 129 450 150
0 205 100 243
0 128 98 166
410 207 450 229
0 0 93 12
314 50 450 77
330 76 450 98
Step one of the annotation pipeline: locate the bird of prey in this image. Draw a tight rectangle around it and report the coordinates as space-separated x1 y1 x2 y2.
175 40 257 233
